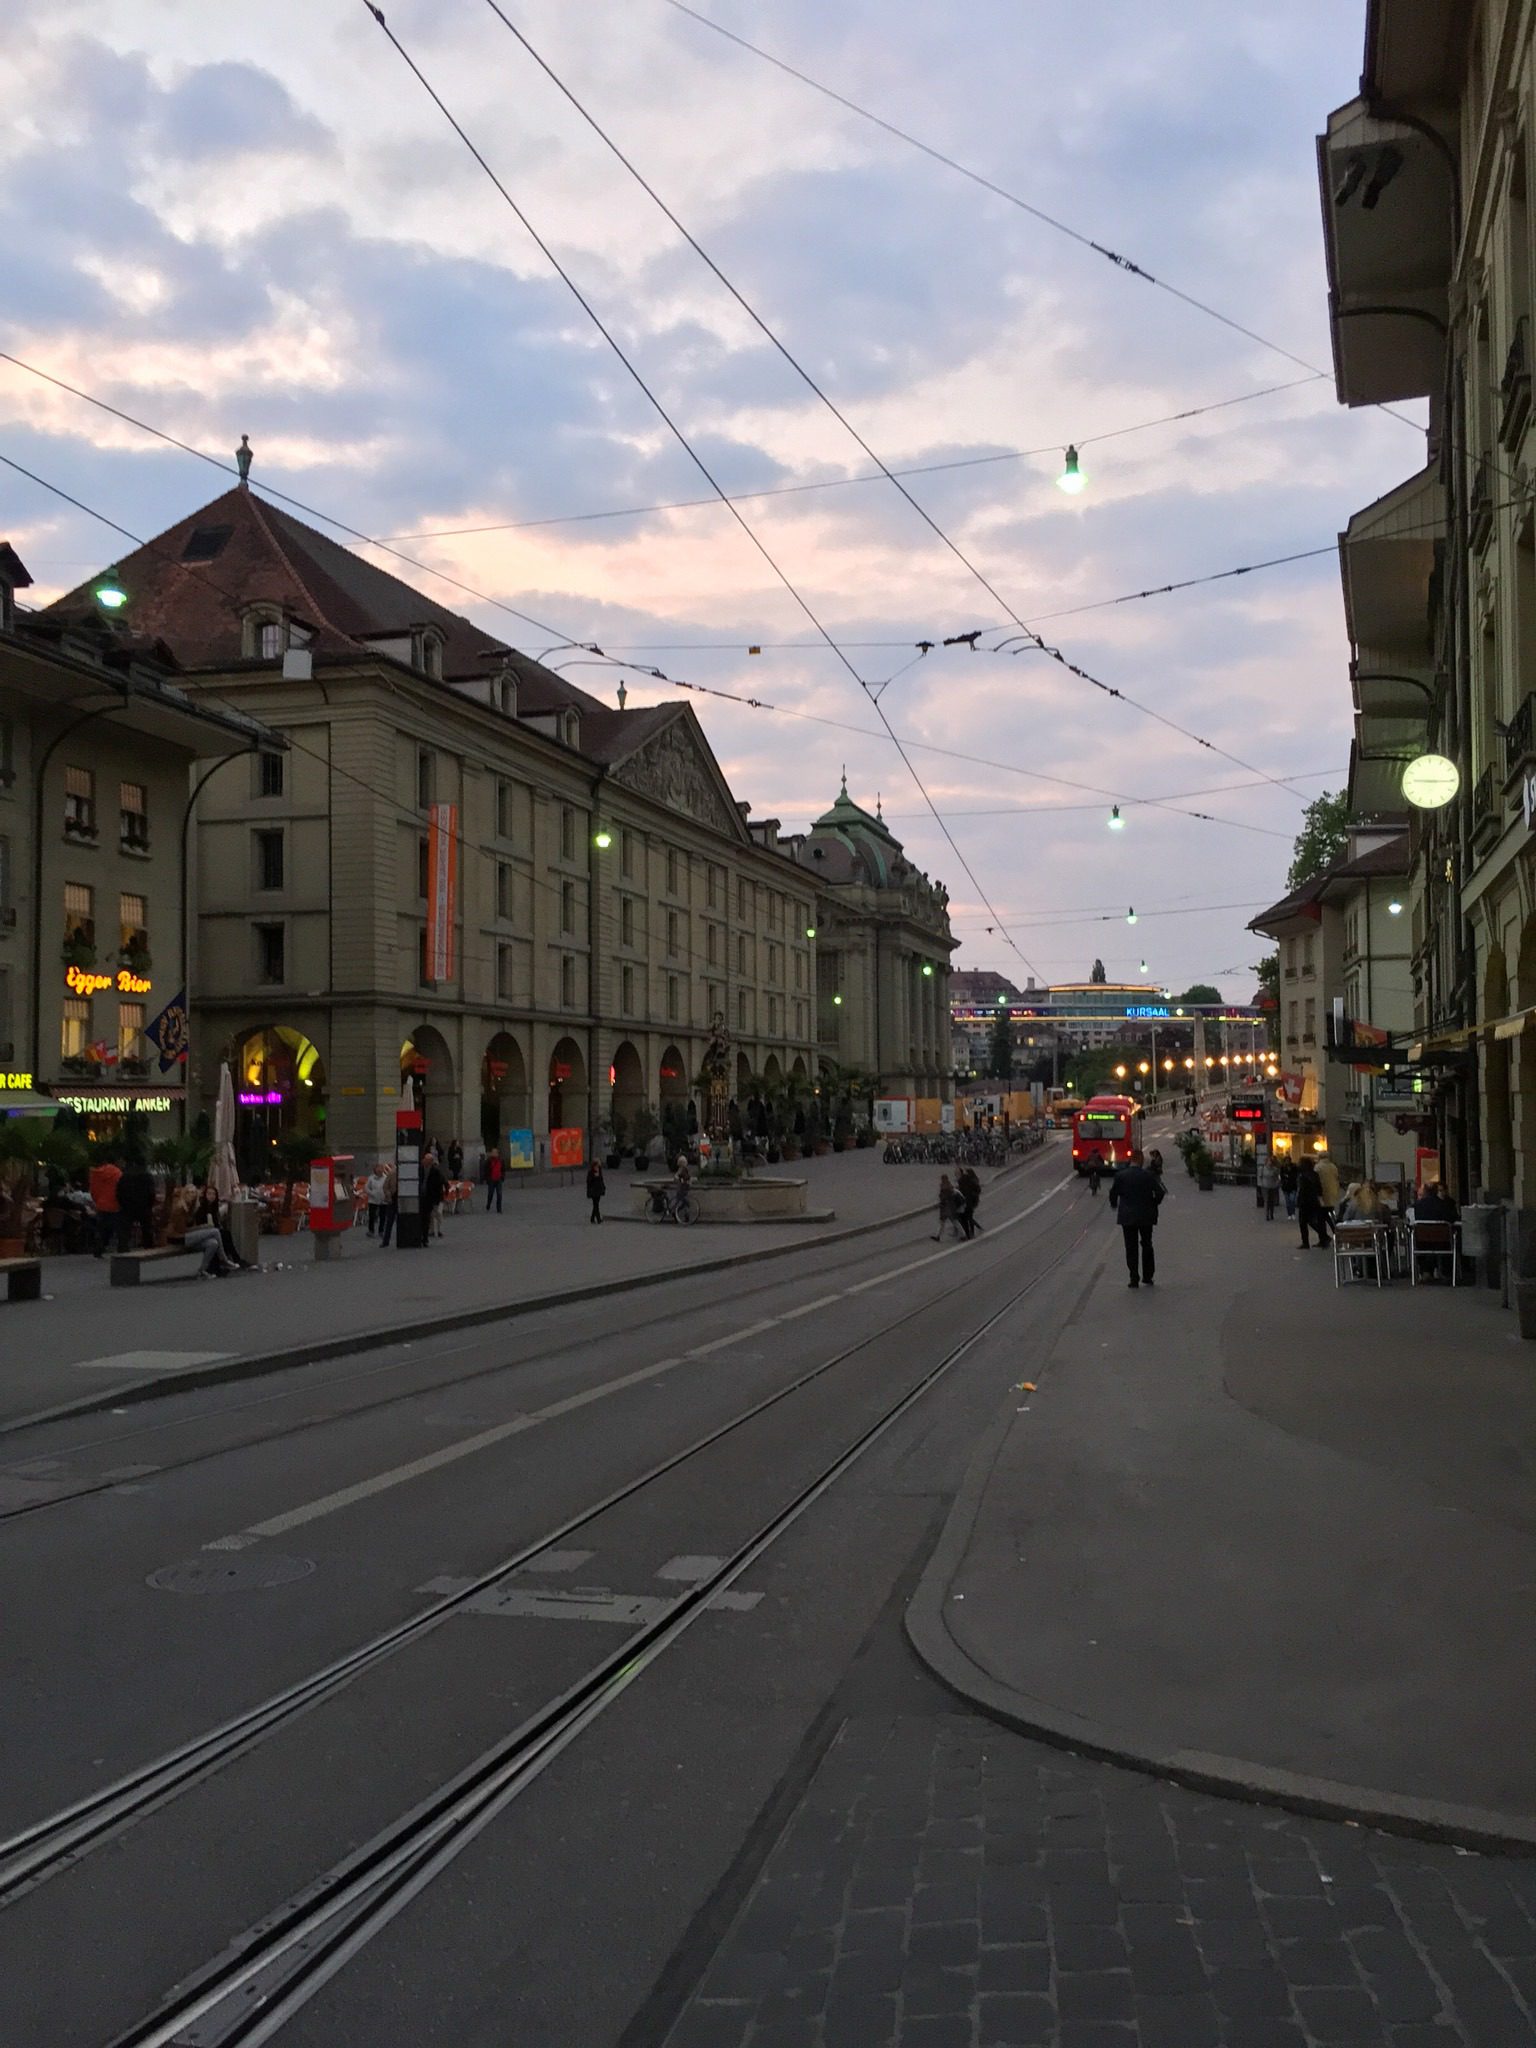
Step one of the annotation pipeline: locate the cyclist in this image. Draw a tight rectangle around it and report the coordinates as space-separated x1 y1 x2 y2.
667 1156 693 1222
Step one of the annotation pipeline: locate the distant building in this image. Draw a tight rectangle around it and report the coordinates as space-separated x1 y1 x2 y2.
0 544 280 1142
783 779 954 1098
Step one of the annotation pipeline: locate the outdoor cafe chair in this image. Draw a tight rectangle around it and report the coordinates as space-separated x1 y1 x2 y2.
1409 1219 1459 1287
1332 1220 1385 1288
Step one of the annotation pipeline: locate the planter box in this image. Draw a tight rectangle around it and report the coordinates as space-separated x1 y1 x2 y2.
629 1175 813 1223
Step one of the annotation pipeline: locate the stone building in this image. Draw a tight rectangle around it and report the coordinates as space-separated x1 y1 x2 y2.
0 543 278 1143
782 780 955 1098
42 480 816 1172
1318 0 1536 1285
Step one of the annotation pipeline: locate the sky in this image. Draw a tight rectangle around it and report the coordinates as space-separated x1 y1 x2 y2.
0 0 1419 997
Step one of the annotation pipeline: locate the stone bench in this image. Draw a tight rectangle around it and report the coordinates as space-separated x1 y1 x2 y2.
0 1257 42 1303
110 1243 203 1286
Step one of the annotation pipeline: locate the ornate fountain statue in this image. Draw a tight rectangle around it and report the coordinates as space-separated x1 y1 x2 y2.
700 1009 732 1143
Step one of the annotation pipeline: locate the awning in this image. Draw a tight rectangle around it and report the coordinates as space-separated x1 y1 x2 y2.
1492 1009 1533 1041
0 1089 64 1117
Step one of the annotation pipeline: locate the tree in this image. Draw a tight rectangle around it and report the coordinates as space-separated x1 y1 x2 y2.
988 1010 1014 1081
1089 958 1107 983
1286 789 1349 891
1065 1046 1129 1100
1251 952 1280 1049
1176 983 1222 1005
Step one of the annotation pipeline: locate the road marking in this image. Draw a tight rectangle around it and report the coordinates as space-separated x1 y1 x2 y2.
657 1554 727 1581
210 1171 1074 1546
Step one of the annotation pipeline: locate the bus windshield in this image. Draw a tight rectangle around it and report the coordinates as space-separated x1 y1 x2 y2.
1079 1115 1128 1141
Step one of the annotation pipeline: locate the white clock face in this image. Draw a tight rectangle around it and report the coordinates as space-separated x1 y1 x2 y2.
1401 753 1460 809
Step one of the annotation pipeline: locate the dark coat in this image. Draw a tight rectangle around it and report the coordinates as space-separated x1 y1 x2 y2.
586 1164 606 1198
1109 1163 1164 1229
117 1165 156 1220
421 1162 446 1213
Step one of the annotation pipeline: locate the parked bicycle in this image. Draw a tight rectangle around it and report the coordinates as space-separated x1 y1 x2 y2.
646 1184 698 1225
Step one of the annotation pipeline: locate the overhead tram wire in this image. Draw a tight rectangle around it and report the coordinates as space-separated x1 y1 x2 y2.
369 373 1325 541
0 442 1305 847
659 0 1430 443
362 2 1045 983
472 1 1307 801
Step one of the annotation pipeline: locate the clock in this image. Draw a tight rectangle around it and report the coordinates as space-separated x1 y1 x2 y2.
1401 752 1461 809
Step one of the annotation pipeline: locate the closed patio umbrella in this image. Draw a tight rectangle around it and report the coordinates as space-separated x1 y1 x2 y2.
211 1064 239 1202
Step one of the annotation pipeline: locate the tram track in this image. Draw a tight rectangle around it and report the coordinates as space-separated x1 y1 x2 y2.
86 1188 1094 2048
0 1148 1064 1528
0 1174 1081 1931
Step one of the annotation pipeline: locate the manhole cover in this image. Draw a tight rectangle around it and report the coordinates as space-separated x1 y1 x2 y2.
147 1553 315 1594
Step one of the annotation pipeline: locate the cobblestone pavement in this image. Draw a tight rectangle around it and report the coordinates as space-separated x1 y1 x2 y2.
666 1715 1536 2048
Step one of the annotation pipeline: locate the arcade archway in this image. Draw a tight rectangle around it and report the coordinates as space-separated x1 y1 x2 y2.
549 1036 588 1138
480 1031 529 1152
610 1040 645 1140
229 1025 327 1180
400 1025 456 1148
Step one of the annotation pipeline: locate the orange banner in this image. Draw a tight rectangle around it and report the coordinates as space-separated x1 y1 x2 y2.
426 802 457 982
550 1126 584 1169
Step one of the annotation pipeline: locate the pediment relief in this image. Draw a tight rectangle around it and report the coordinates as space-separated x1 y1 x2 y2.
610 716 743 837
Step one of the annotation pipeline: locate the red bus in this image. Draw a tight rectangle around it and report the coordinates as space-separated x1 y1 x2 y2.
1070 1097 1136 1174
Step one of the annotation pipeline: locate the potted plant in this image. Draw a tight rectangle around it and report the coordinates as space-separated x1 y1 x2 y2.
120 937 152 975
272 1130 317 1230
629 1103 659 1170
0 1120 43 1257
1191 1142 1216 1192
62 931 96 971
855 1122 875 1148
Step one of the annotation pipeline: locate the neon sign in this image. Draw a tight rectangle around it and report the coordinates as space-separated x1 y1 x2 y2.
54 1092 174 1114
65 965 154 997
1 1072 34 1091
1125 1005 1170 1018
238 1089 284 1106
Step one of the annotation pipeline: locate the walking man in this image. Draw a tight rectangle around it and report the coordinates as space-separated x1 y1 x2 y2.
364 1162 387 1236
1109 1147 1164 1289
1279 1156 1298 1219
1296 1157 1330 1249
956 1164 982 1238
484 1147 505 1213
586 1157 606 1224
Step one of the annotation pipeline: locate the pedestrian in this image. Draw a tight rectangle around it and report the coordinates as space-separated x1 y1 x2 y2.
1314 1151 1340 1223
956 1164 982 1238
89 1152 123 1255
364 1162 387 1236
1087 1156 1103 1197
115 1155 156 1252
586 1157 606 1224
378 1160 398 1247
1109 1146 1164 1288
1296 1157 1330 1249
484 1147 505 1213
933 1174 961 1241
1256 1149 1280 1221
195 1182 252 1271
1279 1156 1298 1218
420 1152 446 1244
447 1138 464 1180
1147 1147 1164 1180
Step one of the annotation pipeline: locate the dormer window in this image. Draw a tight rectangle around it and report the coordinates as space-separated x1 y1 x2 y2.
416 629 444 680
562 708 580 748
243 606 287 660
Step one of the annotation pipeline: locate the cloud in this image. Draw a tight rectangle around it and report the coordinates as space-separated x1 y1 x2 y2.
154 60 335 162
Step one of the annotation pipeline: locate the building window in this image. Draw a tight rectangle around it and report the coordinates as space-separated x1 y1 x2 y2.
497 942 515 1001
667 909 680 957
0 718 14 791
737 878 750 921
794 951 804 990
119 781 148 852
496 779 515 840
707 923 719 966
560 806 576 861
420 631 443 680
255 829 285 891
64 765 96 841
0 834 10 920
64 882 94 952
118 1000 145 1065
768 892 781 932
561 955 577 1008
795 1000 807 1039
668 974 681 1023
737 933 748 975
621 897 635 948
768 942 781 983
119 892 147 959
497 861 515 920
707 981 723 1019
417 748 434 811
622 963 635 1015
737 989 748 1032
1301 934 1314 975
562 879 577 933
417 836 430 901
257 750 284 799
767 994 779 1035
255 923 285 984
1303 997 1316 1042
667 848 680 896
622 829 635 878
258 619 286 659
707 865 719 909
61 996 90 1063
419 928 433 988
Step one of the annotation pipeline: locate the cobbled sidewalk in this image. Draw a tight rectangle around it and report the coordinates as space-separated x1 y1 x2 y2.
667 1714 1536 2048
